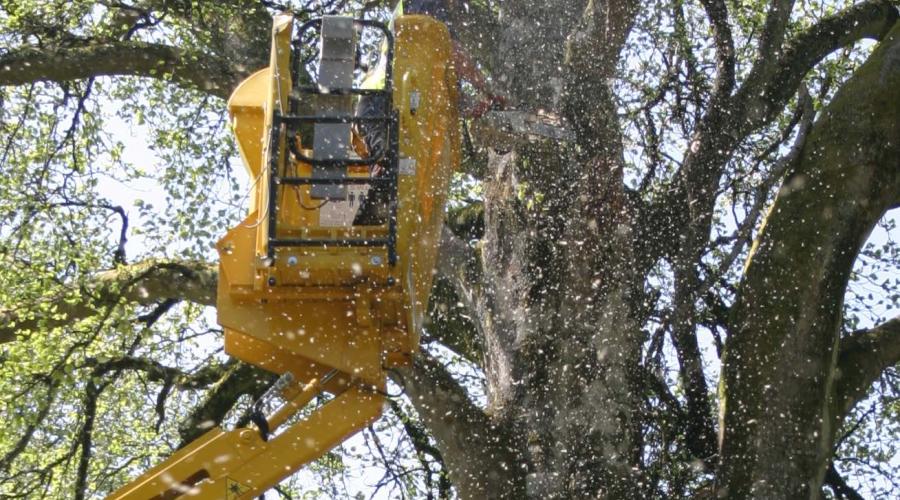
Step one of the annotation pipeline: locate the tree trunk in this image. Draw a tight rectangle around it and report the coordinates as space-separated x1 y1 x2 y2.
472 1 644 497
718 24 900 499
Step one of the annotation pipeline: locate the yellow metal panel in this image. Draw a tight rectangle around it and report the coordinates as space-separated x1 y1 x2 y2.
391 15 459 355
189 386 384 499
254 14 294 261
110 13 459 500
216 15 459 377
228 68 269 181
106 386 383 500
223 329 349 395
217 219 258 289
218 292 385 386
106 428 226 499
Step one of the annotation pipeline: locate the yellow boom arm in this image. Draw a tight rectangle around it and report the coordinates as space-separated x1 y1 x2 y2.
108 12 458 500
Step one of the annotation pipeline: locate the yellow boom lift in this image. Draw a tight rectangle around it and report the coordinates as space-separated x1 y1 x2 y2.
109 12 458 499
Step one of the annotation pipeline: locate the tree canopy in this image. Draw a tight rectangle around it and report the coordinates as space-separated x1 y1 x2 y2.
0 0 898 498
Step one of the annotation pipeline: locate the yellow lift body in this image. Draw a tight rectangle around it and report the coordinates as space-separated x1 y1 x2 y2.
109 12 458 499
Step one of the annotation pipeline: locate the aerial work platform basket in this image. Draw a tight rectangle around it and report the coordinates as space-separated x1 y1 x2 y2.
108 11 458 499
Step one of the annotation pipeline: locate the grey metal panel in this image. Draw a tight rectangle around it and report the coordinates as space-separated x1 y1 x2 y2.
318 60 354 89
313 123 350 159
319 16 355 61
311 16 357 200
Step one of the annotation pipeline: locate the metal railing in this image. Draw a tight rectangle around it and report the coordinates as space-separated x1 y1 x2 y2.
265 18 398 266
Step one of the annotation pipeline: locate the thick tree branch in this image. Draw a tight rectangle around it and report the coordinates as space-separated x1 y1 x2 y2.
2 235 479 364
833 316 900 419
563 0 639 156
718 23 900 497
0 260 216 344
668 314 717 466
425 276 483 364
87 356 229 390
399 352 522 499
389 399 453 497
0 42 245 99
663 10 899 457
389 399 445 465
697 85 815 295
698 0 736 103
824 463 866 500
74 380 101 500
670 0 898 226
758 0 795 62
177 361 274 447
680 0 899 217
738 0 899 129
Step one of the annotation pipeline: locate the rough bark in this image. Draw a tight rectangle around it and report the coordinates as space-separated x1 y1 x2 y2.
473 1 644 497
0 260 217 343
400 354 522 499
832 316 900 423
662 0 899 470
0 42 244 99
718 24 900 499
177 361 274 447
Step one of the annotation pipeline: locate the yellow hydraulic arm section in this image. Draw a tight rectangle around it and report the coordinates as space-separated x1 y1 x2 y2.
108 12 458 500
